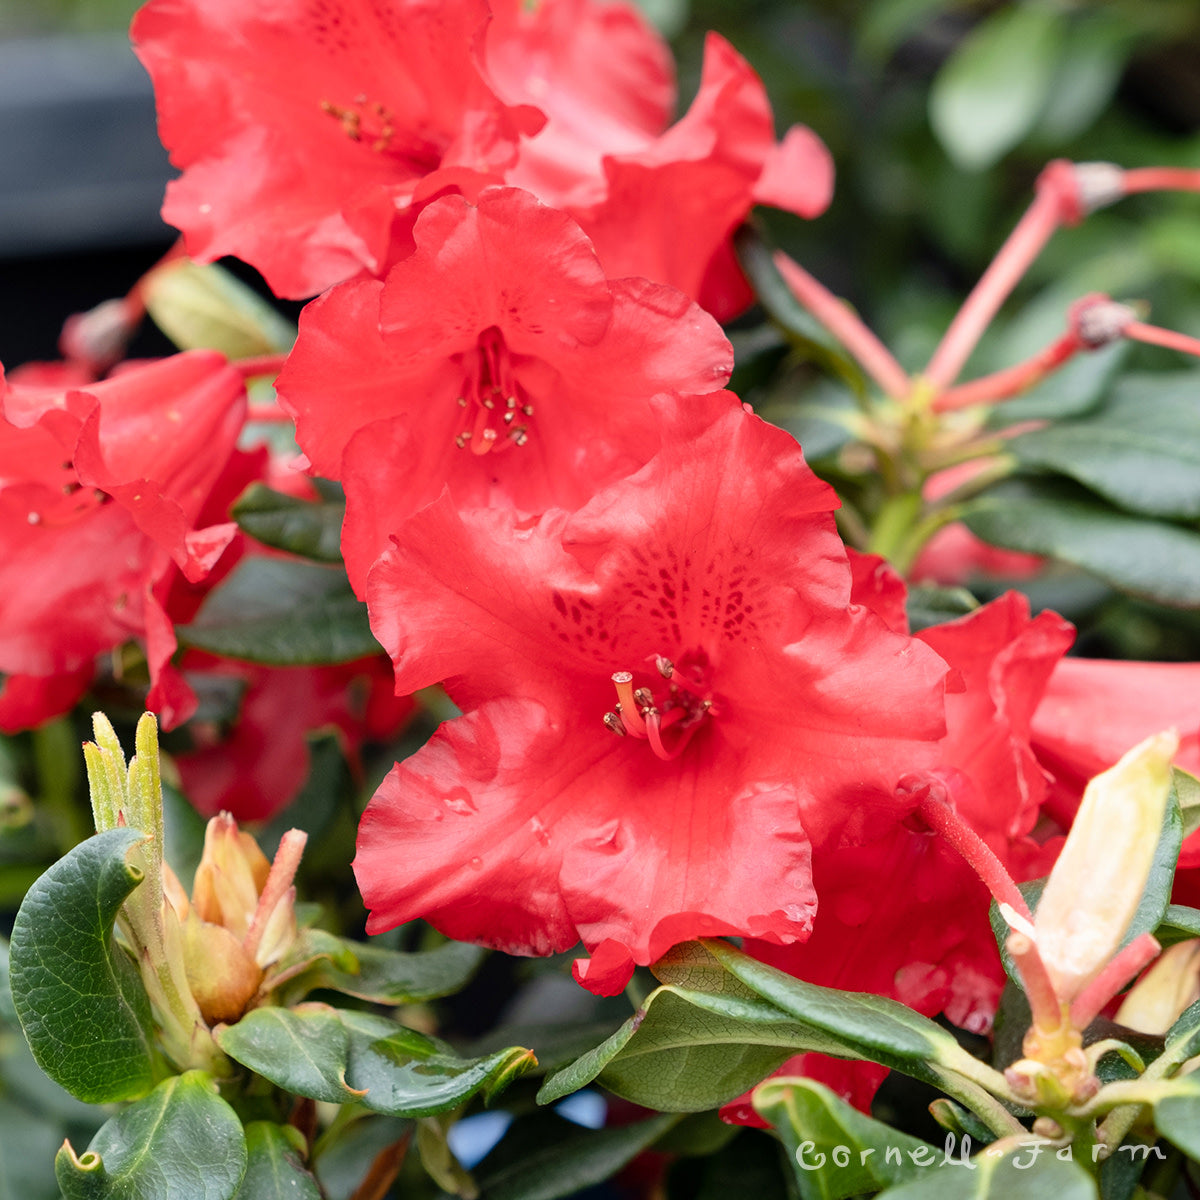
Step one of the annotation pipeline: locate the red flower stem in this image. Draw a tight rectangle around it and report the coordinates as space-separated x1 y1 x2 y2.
1120 167 1200 195
233 353 290 379
915 787 1032 919
924 185 1063 391
772 251 911 399
1006 931 1064 1033
1069 932 1162 1031
933 330 1083 412
1123 320 1200 360
243 829 307 960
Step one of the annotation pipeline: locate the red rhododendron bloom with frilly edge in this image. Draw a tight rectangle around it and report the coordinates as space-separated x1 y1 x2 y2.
354 405 949 994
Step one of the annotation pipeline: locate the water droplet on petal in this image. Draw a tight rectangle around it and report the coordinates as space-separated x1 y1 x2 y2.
468 857 483 870
442 788 477 816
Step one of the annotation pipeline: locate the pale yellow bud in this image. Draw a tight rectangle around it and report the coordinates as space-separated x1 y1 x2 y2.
1034 730 1177 1003
192 813 271 938
1115 939 1200 1036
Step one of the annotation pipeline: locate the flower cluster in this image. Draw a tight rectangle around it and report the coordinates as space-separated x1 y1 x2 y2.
11 0 1200 1143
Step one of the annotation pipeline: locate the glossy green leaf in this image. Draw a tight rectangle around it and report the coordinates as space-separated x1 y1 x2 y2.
234 1123 320 1200
536 985 830 1111
734 227 868 394
56 1071 246 1200
1155 903 1200 948
217 1004 535 1115
988 342 1125 426
929 5 1064 170
696 941 991 1083
906 585 978 633
960 479 1200 606
9 828 155 1103
876 1146 1097 1197
178 557 380 665
538 942 1000 1112
1154 1081 1200 1158
231 484 345 564
304 938 485 1005
215 1005 366 1105
478 1113 678 1200
1009 371 1200 518
1160 996 1200 1068
1031 14 1131 143
142 260 296 359
754 1077 934 1198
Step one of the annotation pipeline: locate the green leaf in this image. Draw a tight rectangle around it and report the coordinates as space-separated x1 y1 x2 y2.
754 1077 935 1198
477 1113 678 1200
231 484 345 564
215 1005 366 1105
344 1010 537 1117
9 828 156 1103
1161 996 1200 1068
1154 903 1200 949
142 260 297 359
217 1004 536 1115
734 227 868 394
696 941 990 1084
988 342 1125 426
1030 13 1130 144
929 6 1064 171
906 585 978 633
234 1123 320 1200
536 986 825 1111
960 479 1200 606
304 938 485 1005
538 942 1000 1112
1154 1080 1200 1158
56 1071 247 1200
875 1147 1098 1197
1009 371 1200 519
178 558 380 665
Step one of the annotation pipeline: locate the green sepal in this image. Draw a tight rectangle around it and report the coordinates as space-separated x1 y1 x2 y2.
178 558 380 665
755 1077 937 1199
231 484 345 564
216 1003 536 1116
9 827 156 1103
55 1071 247 1200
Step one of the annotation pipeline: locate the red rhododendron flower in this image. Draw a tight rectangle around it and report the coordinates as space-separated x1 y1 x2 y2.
277 186 733 591
354 405 948 995
133 0 831 315
174 653 413 822
0 351 245 729
742 584 1072 1111
132 0 542 298
1032 657 1200 866
485 8 833 318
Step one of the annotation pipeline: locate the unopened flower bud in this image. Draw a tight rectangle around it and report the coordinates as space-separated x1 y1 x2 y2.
192 813 271 939
1115 939 1200 1036
1034 730 1177 1004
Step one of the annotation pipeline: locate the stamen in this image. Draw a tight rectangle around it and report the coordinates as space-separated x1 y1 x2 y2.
603 712 626 737
655 656 674 679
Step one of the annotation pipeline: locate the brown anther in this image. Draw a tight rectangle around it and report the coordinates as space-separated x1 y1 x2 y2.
454 434 468 448
633 687 654 709
603 712 626 736
512 429 528 446
456 397 468 407
506 396 517 409
482 398 494 409
503 411 515 424
522 404 534 416
655 656 674 679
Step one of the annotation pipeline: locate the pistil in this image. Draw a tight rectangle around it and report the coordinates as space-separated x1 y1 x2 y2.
603 659 714 761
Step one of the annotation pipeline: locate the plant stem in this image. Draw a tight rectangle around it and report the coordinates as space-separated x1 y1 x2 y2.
1124 320 1200 360
924 181 1063 390
933 329 1083 412
773 251 911 399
